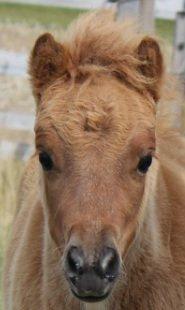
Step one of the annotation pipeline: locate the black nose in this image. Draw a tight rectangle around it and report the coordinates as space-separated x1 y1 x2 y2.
97 246 120 280
65 246 120 302
66 246 84 276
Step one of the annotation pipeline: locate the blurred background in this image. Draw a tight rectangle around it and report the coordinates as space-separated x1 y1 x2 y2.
0 0 185 307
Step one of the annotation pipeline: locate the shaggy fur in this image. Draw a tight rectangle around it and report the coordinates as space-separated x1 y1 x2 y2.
3 11 185 310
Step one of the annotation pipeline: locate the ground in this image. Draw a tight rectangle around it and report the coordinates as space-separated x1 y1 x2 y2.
0 3 176 309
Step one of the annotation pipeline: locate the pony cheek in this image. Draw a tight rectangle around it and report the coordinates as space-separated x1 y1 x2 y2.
46 206 65 247
118 219 138 258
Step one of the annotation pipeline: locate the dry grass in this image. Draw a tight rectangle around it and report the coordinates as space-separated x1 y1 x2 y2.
0 159 23 309
0 21 65 53
0 75 35 112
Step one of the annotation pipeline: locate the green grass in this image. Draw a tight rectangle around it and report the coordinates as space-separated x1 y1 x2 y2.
0 3 175 43
0 2 87 27
155 18 175 44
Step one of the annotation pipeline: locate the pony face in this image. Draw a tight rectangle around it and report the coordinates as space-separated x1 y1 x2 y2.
31 12 163 303
35 75 156 301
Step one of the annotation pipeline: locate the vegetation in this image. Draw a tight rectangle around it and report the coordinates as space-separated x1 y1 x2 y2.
0 3 174 43
155 18 175 45
0 2 86 28
0 159 23 308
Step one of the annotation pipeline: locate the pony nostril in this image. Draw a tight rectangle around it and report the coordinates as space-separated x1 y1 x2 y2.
98 247 120 281
66 246 84 276
69 275 78 286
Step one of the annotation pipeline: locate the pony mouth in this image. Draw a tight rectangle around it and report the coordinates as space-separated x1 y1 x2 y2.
71 289 109 303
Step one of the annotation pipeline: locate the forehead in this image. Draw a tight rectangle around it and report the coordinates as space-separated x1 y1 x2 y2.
35 74 155 149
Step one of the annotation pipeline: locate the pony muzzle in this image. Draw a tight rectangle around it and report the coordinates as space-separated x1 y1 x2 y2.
64 245 120 302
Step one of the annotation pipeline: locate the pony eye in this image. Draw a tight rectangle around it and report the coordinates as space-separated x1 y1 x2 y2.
137 155 152 174
39 151 53 171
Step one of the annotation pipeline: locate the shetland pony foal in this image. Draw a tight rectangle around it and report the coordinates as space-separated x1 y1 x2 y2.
3 11 185 310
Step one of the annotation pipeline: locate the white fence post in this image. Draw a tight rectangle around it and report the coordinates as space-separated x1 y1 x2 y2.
171 10 185 130
139 0 155 33
116 0 139 20
172 11 185 77
115 0 154 33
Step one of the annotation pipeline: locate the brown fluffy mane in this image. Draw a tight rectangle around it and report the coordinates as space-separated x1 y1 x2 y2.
29 10 184 136
30 10 165 104
63 11 161 97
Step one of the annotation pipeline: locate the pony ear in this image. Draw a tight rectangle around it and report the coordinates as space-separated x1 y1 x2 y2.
137 37 164 102
29 33 68 103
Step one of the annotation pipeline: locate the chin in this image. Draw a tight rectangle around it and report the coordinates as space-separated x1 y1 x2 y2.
71 289 110 303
